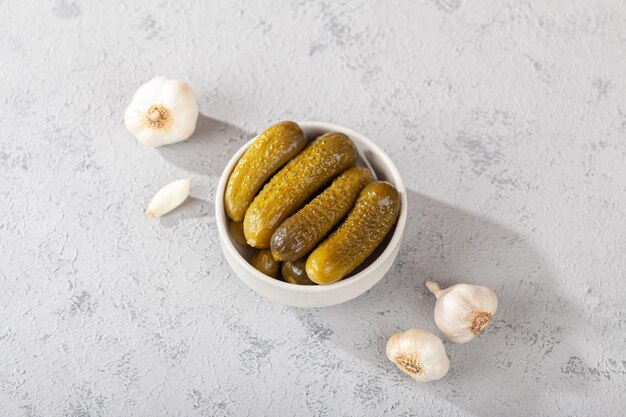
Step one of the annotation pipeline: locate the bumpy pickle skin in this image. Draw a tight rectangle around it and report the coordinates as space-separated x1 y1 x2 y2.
224 121 306 222
251 249 281 278
306 181 400 285
244 132 358 248
270 167 373 261
282 259 316 285
229 221 248 246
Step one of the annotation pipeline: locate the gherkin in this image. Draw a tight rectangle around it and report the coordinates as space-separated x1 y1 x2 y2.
229 221 248 247
270 167 373 261
282 259 316 285
244 132 358 248
251 249 281 279
225 121 306 222
306 181 400 285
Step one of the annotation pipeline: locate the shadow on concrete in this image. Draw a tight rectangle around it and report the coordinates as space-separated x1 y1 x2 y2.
297 189 586 415
156 114 252 176
159 197 214 228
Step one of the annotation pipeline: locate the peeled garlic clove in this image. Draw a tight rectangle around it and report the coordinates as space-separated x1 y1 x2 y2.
386 328 450 382
426 281 498 344
146 179 191 218
124 76 199 147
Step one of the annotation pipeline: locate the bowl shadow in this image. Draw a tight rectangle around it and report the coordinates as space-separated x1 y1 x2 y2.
156 114 253 176
292 189 588 415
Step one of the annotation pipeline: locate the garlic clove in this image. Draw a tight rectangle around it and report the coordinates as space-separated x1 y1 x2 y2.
124 76 199 147
146 179 191 219
386 328 450 383
426 281 498 344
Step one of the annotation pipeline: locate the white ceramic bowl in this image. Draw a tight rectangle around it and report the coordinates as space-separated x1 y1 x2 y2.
215 121 407 308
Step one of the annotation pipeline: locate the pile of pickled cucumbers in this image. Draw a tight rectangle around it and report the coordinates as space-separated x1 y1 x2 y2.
225 121 400 285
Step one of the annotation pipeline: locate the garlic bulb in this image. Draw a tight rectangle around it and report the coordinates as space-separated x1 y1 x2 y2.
124 76 199 147
386 328 450 382
425 281 498 344
146 179 191 218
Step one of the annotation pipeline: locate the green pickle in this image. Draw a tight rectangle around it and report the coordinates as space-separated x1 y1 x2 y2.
270 167 373 261
244 132 358 248
306 181 400 285
224 121 306 222
229 221 248 246
282 259 316 285
251 249 281 279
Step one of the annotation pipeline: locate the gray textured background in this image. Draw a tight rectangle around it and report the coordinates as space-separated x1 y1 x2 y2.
1 0 625 416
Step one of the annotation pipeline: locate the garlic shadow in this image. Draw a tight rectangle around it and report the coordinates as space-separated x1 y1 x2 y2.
294 189 588 416
156 114 252 176
159 196 213 228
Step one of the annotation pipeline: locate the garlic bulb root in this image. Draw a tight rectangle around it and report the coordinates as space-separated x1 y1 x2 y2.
386 328 449 383
145 104 171 129
146 179 191 218
124 76 199 147
425 280 498 344
395 353 424 375
470 311 492 334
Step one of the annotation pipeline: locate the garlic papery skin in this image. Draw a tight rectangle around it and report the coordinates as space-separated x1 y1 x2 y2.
146 179 191 218
124 76 199 147
426 281 498 344
386 328 450 383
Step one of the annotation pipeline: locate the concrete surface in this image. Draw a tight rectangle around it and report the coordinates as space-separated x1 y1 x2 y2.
1 0 625 416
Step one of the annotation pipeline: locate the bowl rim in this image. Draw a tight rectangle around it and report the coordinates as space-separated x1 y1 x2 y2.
215 121 408 293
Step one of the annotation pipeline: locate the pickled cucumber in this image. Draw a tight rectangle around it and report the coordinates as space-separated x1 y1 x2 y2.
244 132 358 248
251 249 281 278
282 259 316 285
270 167 373 261
225 121 306 222
306 181 400 285
229 221 248 246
